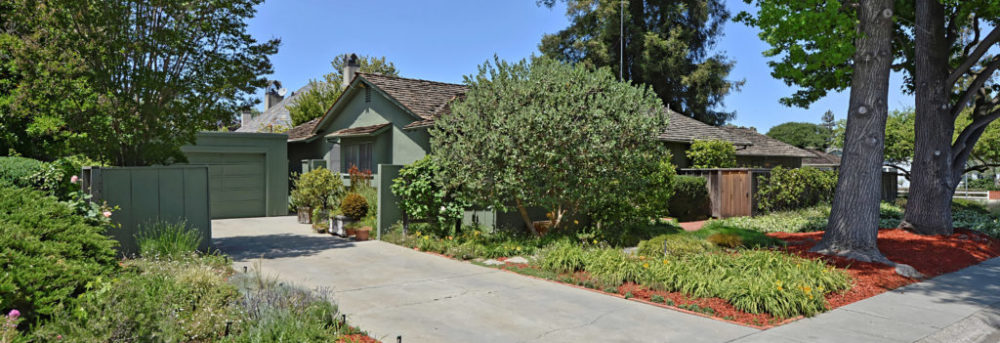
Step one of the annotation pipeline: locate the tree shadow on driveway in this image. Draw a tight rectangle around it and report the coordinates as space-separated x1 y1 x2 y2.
212 234 356 261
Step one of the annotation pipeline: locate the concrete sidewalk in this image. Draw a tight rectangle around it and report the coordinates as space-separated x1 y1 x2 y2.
731 257 1000 343
213 216 1000 343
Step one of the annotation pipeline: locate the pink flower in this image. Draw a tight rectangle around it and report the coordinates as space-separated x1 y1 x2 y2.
70 175 79 184
57 335 62 340
102 211 112 218
8 309 19 319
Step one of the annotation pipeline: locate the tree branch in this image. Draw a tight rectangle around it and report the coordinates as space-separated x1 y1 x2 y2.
964 163 1000 174
951 55 1000 119
883 163 912 180
952 106 1000 165
948 26 1000 87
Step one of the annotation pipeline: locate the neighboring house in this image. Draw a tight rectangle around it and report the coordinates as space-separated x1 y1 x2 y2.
658 113 813 168
237 82 318 133
803 149 842 170
722 127 814 168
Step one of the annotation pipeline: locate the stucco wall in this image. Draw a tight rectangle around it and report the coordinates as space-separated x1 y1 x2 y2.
314 86 431 171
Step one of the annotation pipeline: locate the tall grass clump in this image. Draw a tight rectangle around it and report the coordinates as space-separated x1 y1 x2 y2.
535 239 588 273
135 220 203 257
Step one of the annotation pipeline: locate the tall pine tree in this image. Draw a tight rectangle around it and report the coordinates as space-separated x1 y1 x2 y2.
538 0 742 125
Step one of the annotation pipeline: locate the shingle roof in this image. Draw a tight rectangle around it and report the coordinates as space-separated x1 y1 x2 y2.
287 118 320 142
803 149 842 166
659 109 753 146
328 123 391 137
722 127 815 158
237 83 319 133
357 73 467 120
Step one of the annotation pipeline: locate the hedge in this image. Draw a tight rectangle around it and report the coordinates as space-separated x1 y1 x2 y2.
669 176 711 221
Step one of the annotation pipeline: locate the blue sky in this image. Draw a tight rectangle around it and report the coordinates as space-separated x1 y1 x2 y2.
247 0 915 132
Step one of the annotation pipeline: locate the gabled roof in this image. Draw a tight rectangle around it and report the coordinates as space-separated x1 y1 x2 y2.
803 149 842 166
659 110 753 146
722 127 815 158
238 83 318 133
357 73 467 120
287 118 320 142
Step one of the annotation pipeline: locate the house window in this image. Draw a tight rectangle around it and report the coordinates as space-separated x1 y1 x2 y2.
343 142 374 172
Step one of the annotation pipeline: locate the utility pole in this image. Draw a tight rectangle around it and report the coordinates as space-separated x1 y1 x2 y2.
620 0 624 81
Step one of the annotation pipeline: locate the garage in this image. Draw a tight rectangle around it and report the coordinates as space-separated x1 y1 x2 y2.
181 132 288 219
186 152 267 218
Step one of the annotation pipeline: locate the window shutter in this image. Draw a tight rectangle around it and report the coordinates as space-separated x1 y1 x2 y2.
329 142 342 173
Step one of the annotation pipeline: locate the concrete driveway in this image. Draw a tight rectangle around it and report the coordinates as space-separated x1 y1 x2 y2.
212 216 758 343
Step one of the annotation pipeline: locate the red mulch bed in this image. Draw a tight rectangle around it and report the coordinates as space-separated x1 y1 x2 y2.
410 228 1000 328
337 334 379 343
770 228 1000 309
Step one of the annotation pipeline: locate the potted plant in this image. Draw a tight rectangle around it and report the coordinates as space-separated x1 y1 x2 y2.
311 207 330 233
355 226 372 241
340 192 369 240
293 168 344 226
289 183 310 224
344 222 358 237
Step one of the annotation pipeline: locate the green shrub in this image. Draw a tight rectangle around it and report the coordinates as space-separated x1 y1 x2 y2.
340 193 369 220
756 167 837 212
0 156 74 198
291 168 344 211
637 234 717 258
638 250 851 318
686 139 736 168
0 184 118 327
706 233 743 248
583 248 644 285
688 221 785 248
596 221 682 247
710 205 831 233
392 156 470 228
668 176 711 221
966 177 1000 190
135 220 203 257
535 240 589 273
650 295 666 303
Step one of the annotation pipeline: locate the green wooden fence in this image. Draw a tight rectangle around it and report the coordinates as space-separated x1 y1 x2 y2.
82 166 211 255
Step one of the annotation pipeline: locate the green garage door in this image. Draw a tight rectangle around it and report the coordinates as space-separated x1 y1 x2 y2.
186 153 267 219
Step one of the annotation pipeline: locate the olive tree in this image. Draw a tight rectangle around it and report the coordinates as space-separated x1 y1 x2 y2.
431 56 668 235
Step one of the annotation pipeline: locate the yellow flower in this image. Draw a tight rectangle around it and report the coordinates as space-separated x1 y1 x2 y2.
474 231 480 236
642 263 650 269
447 236 453 240
777 285 783 291
423 236 429 240
573 220 579 225
639 256 646 261
803 286 812 293
808 294 814 299
592 239 598 244
818 286 825 292
416 231 422 236
516 246 522 251
663 259 669 264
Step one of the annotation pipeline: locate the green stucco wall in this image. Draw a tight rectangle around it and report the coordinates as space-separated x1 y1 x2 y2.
180 132 289 218
311 84 431 173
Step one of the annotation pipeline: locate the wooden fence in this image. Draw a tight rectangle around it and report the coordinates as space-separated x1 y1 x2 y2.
82 166 212 255
680 168 898 219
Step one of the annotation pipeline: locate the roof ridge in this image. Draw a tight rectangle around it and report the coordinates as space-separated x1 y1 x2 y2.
356 72 467 88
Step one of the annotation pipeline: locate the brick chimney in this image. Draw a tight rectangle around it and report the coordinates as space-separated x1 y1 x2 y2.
343 53 360 89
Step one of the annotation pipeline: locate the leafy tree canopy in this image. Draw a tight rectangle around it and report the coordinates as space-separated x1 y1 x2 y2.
766 122 832 149
288 54 398 126
1 0 279 166
686 139 736 168
431 56 667 234
538 0 743 126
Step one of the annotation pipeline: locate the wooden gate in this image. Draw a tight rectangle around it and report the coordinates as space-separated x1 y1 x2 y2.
719 170 752 217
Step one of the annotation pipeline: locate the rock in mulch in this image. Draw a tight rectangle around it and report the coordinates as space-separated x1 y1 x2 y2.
894 263 925 279
505 256 529 264
481 259 505 266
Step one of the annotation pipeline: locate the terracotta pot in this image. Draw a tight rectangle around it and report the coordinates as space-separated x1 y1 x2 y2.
532 220 552 236
297 206 312 224
345 226 357 237
355 227 372 241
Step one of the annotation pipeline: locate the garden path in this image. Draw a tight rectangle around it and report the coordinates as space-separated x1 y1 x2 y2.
212 216 756 343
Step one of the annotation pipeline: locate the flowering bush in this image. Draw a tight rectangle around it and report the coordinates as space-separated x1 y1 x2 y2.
1 309 21 342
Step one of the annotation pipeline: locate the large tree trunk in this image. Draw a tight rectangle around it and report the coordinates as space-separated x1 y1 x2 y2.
901 0 955 236
811 0 894 264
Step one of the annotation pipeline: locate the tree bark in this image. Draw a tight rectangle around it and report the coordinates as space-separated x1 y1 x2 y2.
901 0 955 235
515 198 540 236
811 0 894 264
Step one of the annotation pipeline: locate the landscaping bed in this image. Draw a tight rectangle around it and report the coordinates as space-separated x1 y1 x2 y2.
387 220 1000 329
771 228 1000 309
